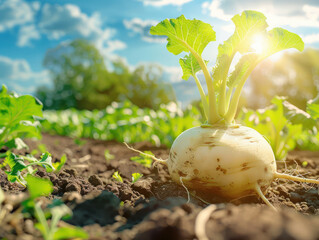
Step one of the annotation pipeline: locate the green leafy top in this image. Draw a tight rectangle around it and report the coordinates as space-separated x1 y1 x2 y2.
150 11 304 125
150 15 215 56
0 85 43 149
151 15 218 123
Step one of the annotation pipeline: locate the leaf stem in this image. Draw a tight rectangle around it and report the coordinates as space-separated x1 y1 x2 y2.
193 74 209 121
225 62 258 123
225 86 233 113
218 58 234 117
188 49 220 124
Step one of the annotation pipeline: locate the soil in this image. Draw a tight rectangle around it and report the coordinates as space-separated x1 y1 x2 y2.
1 133 319 240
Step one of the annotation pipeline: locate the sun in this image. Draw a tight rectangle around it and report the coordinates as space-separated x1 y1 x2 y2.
251 34 267 54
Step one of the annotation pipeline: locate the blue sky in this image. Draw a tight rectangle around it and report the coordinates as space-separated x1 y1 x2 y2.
1 0 319 97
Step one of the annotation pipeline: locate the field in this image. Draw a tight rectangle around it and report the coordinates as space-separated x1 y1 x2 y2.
1 95 319 240
1 132 319 239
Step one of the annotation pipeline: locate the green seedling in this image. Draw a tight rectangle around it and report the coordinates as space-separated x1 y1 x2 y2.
112 171 123 182
104 149 115 163
74 138 87 146
0 85 42 151
4 152 54 186
52 154 67 173
24 175 88 240
131 173 143 183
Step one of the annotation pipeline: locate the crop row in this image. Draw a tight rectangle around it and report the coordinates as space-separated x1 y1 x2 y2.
41 97 319 161
41 101 202 147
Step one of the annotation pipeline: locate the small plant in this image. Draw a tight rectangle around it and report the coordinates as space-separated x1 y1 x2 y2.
112 171 123 182
0 85 43 152
74 138 87 146
104 149 115 163
130 150 153 168
131 173 143 183
24 175 88 240
4 152 54 186
51 154 67 173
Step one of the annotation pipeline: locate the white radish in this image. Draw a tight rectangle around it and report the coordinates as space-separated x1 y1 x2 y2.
168 126 276 200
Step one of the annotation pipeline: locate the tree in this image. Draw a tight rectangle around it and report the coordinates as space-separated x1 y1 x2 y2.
36 39 175 110
127 64 176 109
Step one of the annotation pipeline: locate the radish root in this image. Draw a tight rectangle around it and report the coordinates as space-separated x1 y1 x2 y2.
255 184 277 211
124 142 167 165
274 172 319 185
180 177 191 203
256 172 319 210
195 204 220 240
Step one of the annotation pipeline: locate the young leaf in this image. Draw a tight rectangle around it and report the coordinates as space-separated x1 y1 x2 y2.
132 173 143 183
281 99 316 130
104 149 114 163
213 10 268 87
266 28 304 54
307 101 319 120
112 171 123 182
179 54 209 80
53 154 67 172
39 152 55 172
26 175 53 199
5 153 27 183
53 227 88 240
0 95 43 126
150 15 216 56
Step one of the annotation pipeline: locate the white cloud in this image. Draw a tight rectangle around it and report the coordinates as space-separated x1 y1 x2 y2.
38 4 126 58
202 0 232 21
0 0 37 32
123 18 166 43
138 0 193 7
102 40 127 54
162 66 183 83
39 4 103 40
202 0 319 28
0 56 50 85
303 33 319 44
17 24 41 47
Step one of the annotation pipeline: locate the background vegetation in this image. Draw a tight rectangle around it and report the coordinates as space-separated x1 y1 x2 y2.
36 39 176 111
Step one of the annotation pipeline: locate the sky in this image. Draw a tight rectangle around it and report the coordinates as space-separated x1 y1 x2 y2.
1 0 319 100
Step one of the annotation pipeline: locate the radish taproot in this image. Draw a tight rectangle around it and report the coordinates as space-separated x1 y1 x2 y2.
127 11 319 210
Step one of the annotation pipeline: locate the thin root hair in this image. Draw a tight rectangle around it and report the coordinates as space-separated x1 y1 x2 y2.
123 142 167 165
195 204 222 240
274 172 319 186
274 160 316 190
180 177 191 203
255 184 277 211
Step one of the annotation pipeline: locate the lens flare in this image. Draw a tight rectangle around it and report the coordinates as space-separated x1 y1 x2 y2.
251 34 266 54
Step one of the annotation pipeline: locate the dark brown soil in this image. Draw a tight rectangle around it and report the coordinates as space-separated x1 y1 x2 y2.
1 133 319 240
